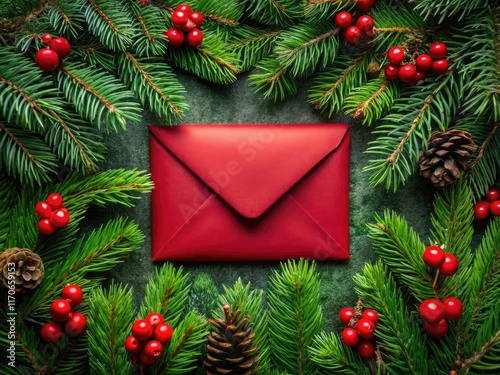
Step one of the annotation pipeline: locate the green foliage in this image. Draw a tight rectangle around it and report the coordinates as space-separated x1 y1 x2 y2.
185 272 219 317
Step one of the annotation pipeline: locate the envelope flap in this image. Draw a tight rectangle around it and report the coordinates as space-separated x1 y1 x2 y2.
149 124 349 218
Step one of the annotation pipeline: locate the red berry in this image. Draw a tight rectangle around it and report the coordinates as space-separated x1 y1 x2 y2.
423 245 446 268
387 46 405 65
344 26 362 45
489 200 500 216
35 201 52 218
50 207 70 228
35 48 60 72
40 322 63 343
407 70 427 86
398 64 416 83
182 18 196 33
357 341 375 358
139 352 156 366
165 27 185 47
50 299 73 322
124 335 143 354
47 193 63 209
50 37 71 58
486 188 500 202
175 4 192 14
355 0 375 12
153 323 174 344
356 318 375 340
142 339 164 360
61 284 83 308
419 299 445 325
171 10 189 28
131 319 153 341
442 296 463 320
339 307 355 325
38 218 57 235
356 15 374 33
187 28 203 47
341 327 359 347
429 42 447 59
138 0 150 5
41 34 52 44
425 318 448 338
415 54 433 72
65 312 87 337
439 253 459 276
384 64 400 80
432 59 449 75
474 200 490 219
190 11 203 28
146 312 165 328
335 12 353 29
361 309 379 326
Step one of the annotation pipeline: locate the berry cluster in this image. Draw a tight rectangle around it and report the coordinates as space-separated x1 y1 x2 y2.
473 188 500 220
35 193 70 235
423 245 459 276
339 306 379 359
419 297 463 338
334 4 375 45
384 42 449 85
41 285 86 343
125 313 174 366
35 34 71 72
165 4 204 48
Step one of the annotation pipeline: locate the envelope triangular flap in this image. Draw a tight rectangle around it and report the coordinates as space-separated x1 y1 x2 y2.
149 124 349 218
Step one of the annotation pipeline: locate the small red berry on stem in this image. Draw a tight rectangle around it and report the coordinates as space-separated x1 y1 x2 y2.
425 318 448 338
50 37 71 58
61 284 83 308
384 64 400 80
35 201 52 218
153 323 174 344
429 42 447 59
335 12 353 29
356 0 375 12
47 193 63 209
356 318 375 340
65 312 87 337
356 15 374 33
344 26 362 45
190 11 203 28
41 34 52 44
125 335 143 353
139 352 156 366
187 28 203 47
341 327 359 347
387 46 405 65
357 341 376 358
361 309 379 326
419 299 445 325
432 59 449 75
35 48 60 72
165 27 185 47
41 322 64 343
50 298 73 322
439 253 459 276
474 200 490 219
50 207 70 228
182 18 196 33
423 245 446 268
132 319 153 341
442 296 463 320
339 307 355 325
415 54 433 71
38 218 58 235
175 4 192 14
142 340 164 360
398 64 416 83
486 188 500 202
146 312 165 328
490 201 500 216
171 10 189 28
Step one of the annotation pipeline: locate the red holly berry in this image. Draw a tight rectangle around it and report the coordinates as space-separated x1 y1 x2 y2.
356 15 374 33
398 64 416 83
190 11 203 28
35 48 60 72
35 201 52 218
439 253 459 276
425 318 448 338
474 200 490 220
139 352 156 366
138 0 150 4
341 327 359 347
124 335 143 354
47 193 63 209
171 10 189 28
361 309 379 326
357 341 376 358
146 312 165 328
334 12 353 29
131 319 153 341
356 318 375 340
50 37 71 58
142 340 164 360
415 54 433 72
442 296 463 320
419 299 445 325
41 33 52 44
50 207 70 228
339 307 355 325
486 188 500 202
50 299 73 322
432 59 449 75
165 27 185 47
187 28 203 47
61 284 83 308
489 200 500 216
65 312 87 337
40 322 64 343
182 18 196 33
355 0 375 12
384 64 400 80
407 70 427 86
387 46 405 65
38 218 58 235
175 4 192 14
153 323 174 344
423 245 446 268
344 26 362 45
429 42 447 59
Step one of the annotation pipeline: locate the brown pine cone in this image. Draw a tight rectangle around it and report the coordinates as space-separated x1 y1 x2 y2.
0 248 45 293
417 129 477 187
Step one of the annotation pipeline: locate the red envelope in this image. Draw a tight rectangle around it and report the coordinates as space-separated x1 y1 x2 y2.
149 124 350 261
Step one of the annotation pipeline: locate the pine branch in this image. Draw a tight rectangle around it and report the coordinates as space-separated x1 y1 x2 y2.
185 273 219 318
131 3 168 57
190 0 244 26
408 0 489 23
246 0 306 27
248 58 298 101
0 175 15 247
46 0 86 38
304 0 346 24
267 259 323 375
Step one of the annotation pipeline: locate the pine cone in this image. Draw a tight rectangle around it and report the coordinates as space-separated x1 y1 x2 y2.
205 304 259 375
417 129 477 187
0 248 45 293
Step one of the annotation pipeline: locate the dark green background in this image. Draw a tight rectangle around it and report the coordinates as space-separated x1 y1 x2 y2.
99 70 435 330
